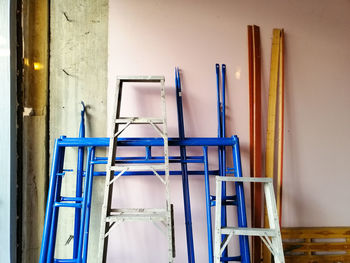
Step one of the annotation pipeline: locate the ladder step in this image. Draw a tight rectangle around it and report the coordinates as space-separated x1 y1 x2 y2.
54 202 82 208
222 227 277 237
54 258 78 262
118 76 165 82
107 208 168 222
110 164 166 172
115 117 164 124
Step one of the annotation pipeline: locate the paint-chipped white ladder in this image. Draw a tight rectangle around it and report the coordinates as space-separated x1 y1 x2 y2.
214 177 285 263
98 76 175 263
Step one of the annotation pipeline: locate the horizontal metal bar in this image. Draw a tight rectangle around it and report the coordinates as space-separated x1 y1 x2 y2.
89 170 220 176
118 75 164 82
60 197 83 202
93 155 204 164
216 176 273 183
54 259 78 263
56 136 238 147
54 202 82 208
220 256 241 262
221 227 277 237
115 117 164 124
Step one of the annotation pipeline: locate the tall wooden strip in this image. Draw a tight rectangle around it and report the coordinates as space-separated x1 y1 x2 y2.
248 24 263 263
276 30 285 224
263 28 281 263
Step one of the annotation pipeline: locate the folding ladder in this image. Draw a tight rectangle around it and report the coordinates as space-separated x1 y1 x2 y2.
98 76 175 263
214 177 285 263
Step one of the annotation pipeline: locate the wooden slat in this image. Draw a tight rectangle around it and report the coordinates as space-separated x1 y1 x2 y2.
282 227 350 239
263 28 282 263
284 242 350 252
282 227 350 263
285 254 350 263
248 24 263 263
276 29 285 223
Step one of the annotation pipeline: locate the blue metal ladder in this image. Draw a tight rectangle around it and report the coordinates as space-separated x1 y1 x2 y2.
39 104 96 263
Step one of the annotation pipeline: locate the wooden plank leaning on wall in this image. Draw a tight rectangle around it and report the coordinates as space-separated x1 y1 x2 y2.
248 24 263 263
263 28 285 263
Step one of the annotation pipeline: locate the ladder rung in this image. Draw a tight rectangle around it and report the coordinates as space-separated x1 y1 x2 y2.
54 259 78 263
216 176 273 183
117 76 165 82
221 227 277 237
110 164 166 172
54 202 82 208
115 117 164 124
106 208 168 222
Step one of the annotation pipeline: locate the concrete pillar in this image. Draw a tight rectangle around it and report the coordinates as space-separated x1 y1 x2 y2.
50 0 108 260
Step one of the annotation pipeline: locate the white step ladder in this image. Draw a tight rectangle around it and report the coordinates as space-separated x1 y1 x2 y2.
214 177 285 263
98 76 175 263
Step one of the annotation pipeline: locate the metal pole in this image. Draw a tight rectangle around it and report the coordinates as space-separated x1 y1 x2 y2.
39 139 60 262
47 137 66 262
77 147 93 262
175 67 195 263
82 147 96 262
203 146 213 263
232 137 250 263
74 102 86 258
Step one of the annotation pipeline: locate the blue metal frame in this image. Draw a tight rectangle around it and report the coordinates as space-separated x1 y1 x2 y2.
39 135 250 263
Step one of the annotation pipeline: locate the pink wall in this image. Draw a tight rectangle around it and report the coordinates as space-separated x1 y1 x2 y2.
108 0 350 261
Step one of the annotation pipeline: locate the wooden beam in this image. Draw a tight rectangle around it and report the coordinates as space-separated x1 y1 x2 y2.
248 24 263 263
263 28 282 263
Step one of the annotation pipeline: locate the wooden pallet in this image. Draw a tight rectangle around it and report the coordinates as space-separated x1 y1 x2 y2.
282 227 350 263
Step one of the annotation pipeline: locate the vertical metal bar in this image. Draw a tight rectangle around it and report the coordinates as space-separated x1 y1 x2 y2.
203 146 213 263
214 177 222 263
232 136 250 263
98 78 123 263
175 68 195 263
47 137 66 262
73 103 86 258
82 147 96 262
220 64 228 262
77 147 93 262
145 146 152 160
39 139 60 262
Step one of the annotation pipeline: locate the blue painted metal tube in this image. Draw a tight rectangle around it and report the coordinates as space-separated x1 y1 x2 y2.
94 159 203 164
203 146 213 263
73 103 86 258
61 197 84 202
216 64 222 139
232 137 250 263
56 137 238 147
175 67 195 263
39 139 61 263
77 147 93 262
89 170 220 176
82 147 95 262
54 203 82 208
94 155 204 161
221 64 228 262
47 139 66 263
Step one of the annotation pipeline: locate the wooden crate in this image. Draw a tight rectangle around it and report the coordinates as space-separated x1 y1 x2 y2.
282 227 350 263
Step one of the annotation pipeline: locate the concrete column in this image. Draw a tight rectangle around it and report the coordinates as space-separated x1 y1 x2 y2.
50 0 108 260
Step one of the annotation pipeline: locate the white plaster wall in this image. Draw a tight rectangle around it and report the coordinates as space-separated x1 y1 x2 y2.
108 0 350 261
